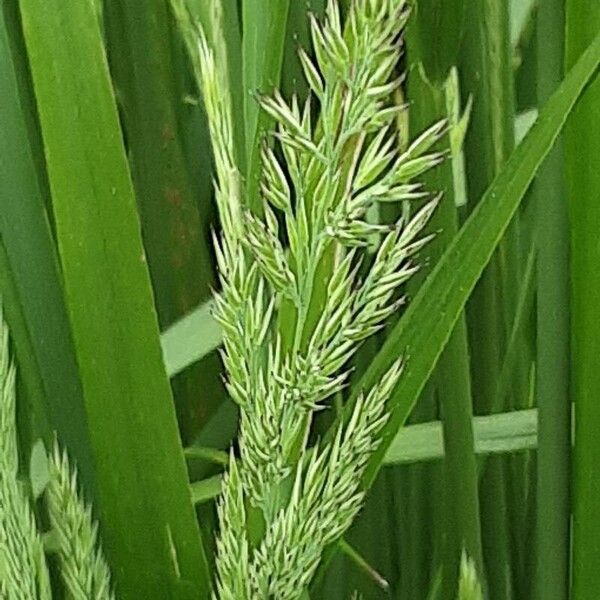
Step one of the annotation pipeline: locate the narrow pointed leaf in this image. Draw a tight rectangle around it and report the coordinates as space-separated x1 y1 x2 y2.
384 408 538 465
337 29 600 488
18 0 210 596
0 3 92 477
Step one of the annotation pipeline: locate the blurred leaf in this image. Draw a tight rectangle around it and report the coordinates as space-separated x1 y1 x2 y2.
510 0 537 49
515 108 539 143
104 0 221 442
190 474 222 505
384 408 538 465
410 0 467 83
161 300 222 377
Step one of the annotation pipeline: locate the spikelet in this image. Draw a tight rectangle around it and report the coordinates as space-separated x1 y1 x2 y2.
46 444 114 600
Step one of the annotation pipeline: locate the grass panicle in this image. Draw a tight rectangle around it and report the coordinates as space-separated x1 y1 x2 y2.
0 309 113 600
176 0 446 596
0 307 50 599
46 445 114 600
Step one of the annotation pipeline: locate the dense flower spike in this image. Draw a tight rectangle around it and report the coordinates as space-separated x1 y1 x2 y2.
46 446 114 600
0 309 112 599
176 0 445 597
0 309 51 599
213 453 251 600
249 362 402 599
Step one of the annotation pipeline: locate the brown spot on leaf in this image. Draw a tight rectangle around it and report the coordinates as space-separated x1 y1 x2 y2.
165 187 183 208
161 124 175 146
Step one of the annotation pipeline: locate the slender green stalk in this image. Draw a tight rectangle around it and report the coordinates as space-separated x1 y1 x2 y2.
566 2 600 599
338 522 390 592
407 62 483 597
459 2 516 596
534 1 570 599
437 303 482 595
493 246 536 415
403 453 444 596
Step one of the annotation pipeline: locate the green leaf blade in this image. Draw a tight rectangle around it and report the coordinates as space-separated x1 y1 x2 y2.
0 3 93 479
103 0 222 442
410 0 466 84
566 2 600 598
161 300 222 378
18 0 211 596
354 29 600 488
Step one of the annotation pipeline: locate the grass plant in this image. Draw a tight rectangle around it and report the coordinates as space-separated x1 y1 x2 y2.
0 0 599 598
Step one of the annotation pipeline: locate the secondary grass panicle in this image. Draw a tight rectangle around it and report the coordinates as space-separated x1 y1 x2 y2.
176 0 446 597
0 464 50 598
0 308 51 598
46 445 115 600
0 309 113 599
457 551 484 600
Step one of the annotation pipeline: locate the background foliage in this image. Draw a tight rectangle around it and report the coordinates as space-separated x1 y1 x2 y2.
0 0 599 598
